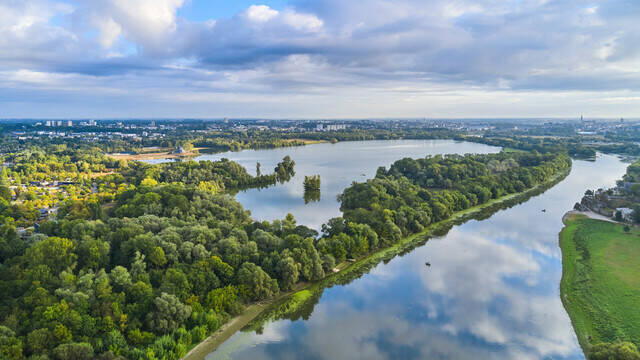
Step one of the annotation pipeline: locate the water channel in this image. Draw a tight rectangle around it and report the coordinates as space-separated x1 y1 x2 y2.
148 141 627 359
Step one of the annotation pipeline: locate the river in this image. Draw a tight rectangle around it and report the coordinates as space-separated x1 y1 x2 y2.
182 139 501 229
199 149 626 359
146 141 628 359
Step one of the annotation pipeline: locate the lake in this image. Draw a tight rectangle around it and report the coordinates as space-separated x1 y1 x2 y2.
184 139 501 229
197 148 627 359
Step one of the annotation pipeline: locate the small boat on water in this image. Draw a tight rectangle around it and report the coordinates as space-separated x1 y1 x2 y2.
541 209 546 212
425 262 431 267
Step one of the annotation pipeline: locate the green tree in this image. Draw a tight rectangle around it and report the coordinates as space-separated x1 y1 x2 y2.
25 237 77 275
149 246 167 268
0 326 23 360
590 342 640 360
0 185 10 201
236 262 279 300
160 268 191 299
148 293 192 334
53 342 94 360
205 286 239 314
0 167 9 186
26 328 51 356
276 256 299 290
109 266 132 292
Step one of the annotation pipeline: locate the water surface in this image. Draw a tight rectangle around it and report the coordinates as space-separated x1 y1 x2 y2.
194 140 500 229
206 153 627 360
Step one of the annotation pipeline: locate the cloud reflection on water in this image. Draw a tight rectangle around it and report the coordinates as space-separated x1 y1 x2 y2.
208 153 628 360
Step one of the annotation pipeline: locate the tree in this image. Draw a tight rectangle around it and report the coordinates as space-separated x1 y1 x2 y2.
148 293 192 334
25 237 77 275
0 167 9 186
236 262 279 300
615 210 623 222
160 268 191 299
205 286 239 314
0 326 23 360
276 256 299 290
149 246 167 268
633 205 640 224
629 183 640 196
0 185 10 201
53 342 94 360
26 328 51 356
590 342 640 360
381 219 402 243
256 162 261 177
109 266 132 291
140 177 158 187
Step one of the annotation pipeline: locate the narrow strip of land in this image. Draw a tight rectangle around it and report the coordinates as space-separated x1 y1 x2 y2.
182 167 571 360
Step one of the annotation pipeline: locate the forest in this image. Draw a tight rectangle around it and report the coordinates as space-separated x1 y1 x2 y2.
0 140 570 359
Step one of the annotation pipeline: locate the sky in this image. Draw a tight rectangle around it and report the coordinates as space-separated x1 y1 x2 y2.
1 0 640 119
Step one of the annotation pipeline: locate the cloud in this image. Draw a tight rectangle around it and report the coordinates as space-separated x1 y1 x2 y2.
76 0 185 53
245 5 279 23
1 0 640 117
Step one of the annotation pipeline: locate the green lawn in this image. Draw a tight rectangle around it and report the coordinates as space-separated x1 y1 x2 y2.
560 215 640 353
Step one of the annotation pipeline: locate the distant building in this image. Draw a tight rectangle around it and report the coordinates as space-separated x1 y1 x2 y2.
173 146 186 154
316 123 347 131
67 120 73 127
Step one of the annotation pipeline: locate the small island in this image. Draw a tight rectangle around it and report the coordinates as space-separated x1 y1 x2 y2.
303 175 321 204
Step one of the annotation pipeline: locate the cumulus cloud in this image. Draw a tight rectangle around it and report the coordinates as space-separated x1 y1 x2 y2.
1 0 640 117
245 5 279 23
76 0 185 53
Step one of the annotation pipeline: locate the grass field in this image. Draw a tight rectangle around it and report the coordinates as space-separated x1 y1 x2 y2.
560 214 640 353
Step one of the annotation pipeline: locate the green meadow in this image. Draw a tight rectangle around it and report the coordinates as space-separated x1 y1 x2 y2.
560 215 640 357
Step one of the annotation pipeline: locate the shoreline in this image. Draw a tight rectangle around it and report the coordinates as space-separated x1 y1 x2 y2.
559 212 640 357
559 212 590 355
106 147 208 161
182 166 571 360
106 140 328 162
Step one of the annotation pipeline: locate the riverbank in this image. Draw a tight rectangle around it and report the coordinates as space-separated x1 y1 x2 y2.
107 140 328 162
564 210 620 224
106 147 209 161
182 166 571 360
559 213 640 357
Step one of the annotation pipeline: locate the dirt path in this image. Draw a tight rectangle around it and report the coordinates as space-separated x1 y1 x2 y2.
182 303 267 360
564 210 619 223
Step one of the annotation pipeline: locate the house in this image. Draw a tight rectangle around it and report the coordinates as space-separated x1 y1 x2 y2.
37 207 58 220
16 227 32 238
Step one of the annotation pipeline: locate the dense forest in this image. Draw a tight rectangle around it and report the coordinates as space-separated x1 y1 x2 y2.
327 151 571 261
0 139 570 359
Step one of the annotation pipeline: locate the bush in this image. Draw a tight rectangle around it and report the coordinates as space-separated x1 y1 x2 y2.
590 341 640 360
